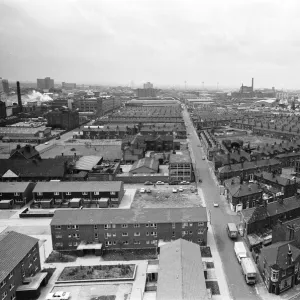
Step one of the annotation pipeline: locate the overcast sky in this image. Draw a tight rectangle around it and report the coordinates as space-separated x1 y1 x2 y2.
0 0 299 89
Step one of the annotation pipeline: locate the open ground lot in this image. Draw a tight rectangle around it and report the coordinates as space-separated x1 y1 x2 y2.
216 134 283 148
40 144 122 160
51 284 132 300
131 184 203 208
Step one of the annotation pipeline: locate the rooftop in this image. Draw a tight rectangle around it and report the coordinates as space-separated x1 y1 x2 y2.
255 171 300 186
50 207 207 226
157 239 208 300
227 182 262 198
0 231 38 282
130 158 159 172
33 181 123 193
0 182 33 193
74 155 102 171
170 151 192 164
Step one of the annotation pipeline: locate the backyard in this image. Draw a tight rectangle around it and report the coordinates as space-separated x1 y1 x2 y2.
102 249 157 261
58 264 136 281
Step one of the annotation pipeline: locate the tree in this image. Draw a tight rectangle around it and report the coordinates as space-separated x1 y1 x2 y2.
291 101 296 110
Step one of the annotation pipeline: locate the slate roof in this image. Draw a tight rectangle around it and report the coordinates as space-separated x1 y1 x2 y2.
130 158 159 172
0 157 71 178
218 159 281 174
255 171 299 186
156 239 208 300
267 196 300 216
227 182 262 198
0 231 38 282
0 182 32 193
50 207 207 226
10 144 40 160
74 155 102 171
261 242 300 269
33 181 123 193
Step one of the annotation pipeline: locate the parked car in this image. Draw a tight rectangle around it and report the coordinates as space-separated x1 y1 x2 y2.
140 188 146 193
172 188 178 193
156 181 165 185
47 291 70 300
199 179 202 183
44 142 49 145
178 186 184 192
144 181 153 185
55 136 61 140
146 188 151 193
213 202 219 207
180 181 190 185
202 156 206 160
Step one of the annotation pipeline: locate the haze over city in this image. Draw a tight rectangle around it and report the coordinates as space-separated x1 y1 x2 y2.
1 0 300 88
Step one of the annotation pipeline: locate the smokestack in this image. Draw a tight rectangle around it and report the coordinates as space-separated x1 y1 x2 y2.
252 78 254 91
17 81 22 111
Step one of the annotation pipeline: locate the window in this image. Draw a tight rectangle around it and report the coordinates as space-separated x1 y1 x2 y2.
54 225 61 230
94 192 99 195
55 234 62 239
112 224 116 228
72 225 79 230
121 224 128 228
295 263 299 274
151 232 157 236
122 232 128 236
110 192 116 195
73 233 80 239
150 223 157 228
271 269 279 281
55 242 63 247
123 241 129 245
134 224 140 228
134 240 141 245
182 222 188 228
14 193 19 196
198 239 203 244
94 225 97 230
172 223 175 229
145 224 149 227
189 231 193 235
66 192 71 195
146 232 149 236
9 272 13 279
33 254 37 262
37 192 43 196
198 222 204 226
189 223 193 227
105 241 112 247
68 242 72 246
68 234 72 238
172 231 175 237
105 233 111 238
94 233 98 239
1 280 6 288
198 229 205 234
82 192 88 195
146 241 150 244
2 291 7 299
73 242 78 246
113 241 117 245
54 192 59 196
67 225 71 229
182 231 187 236
282 270 286 277
151 240 158 245
134 232 140 236
112 233 116 237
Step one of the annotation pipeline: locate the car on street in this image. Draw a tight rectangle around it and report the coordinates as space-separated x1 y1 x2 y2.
140 188 145 193
44 142 49 145
46 291 70 300
144 181 153 185
146 188 151 193
202 156 206 160
172 188 178 193
213 202 219 207
156 181 164 185
178 186 184 192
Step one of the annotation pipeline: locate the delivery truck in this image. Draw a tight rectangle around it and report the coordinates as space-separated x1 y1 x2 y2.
234 241 247 263
241 257 257 285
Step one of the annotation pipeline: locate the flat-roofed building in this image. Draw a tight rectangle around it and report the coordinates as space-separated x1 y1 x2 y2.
169 151 193 184
50 207 208 254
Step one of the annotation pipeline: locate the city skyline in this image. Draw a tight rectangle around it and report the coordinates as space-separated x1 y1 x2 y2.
1 0 300 89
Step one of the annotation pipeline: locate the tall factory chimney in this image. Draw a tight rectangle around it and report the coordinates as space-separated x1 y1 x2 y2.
16 81 22 111
252 78 254 92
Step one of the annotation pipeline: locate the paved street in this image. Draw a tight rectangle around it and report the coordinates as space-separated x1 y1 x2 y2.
182 108 260 300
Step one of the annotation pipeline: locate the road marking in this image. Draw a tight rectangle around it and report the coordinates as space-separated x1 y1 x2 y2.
255 286 260 295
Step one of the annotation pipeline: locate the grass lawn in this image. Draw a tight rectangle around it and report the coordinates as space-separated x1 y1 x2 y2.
200 246 212 257
206 281 220 295
58 264 135 281
46 250 77 263
102 249 157 261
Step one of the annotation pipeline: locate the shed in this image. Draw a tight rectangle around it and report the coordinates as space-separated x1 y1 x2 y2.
70 198 82 208
40 199 53 209
99 198 109 208
0 199 13 209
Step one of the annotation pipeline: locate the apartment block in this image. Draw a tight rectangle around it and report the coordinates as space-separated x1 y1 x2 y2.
50 207 208 255
169 151 193 184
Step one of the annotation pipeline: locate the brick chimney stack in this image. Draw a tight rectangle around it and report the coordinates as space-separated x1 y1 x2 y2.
16 81 22 112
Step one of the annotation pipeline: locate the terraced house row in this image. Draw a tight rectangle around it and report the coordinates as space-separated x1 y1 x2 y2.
50 207 208 255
